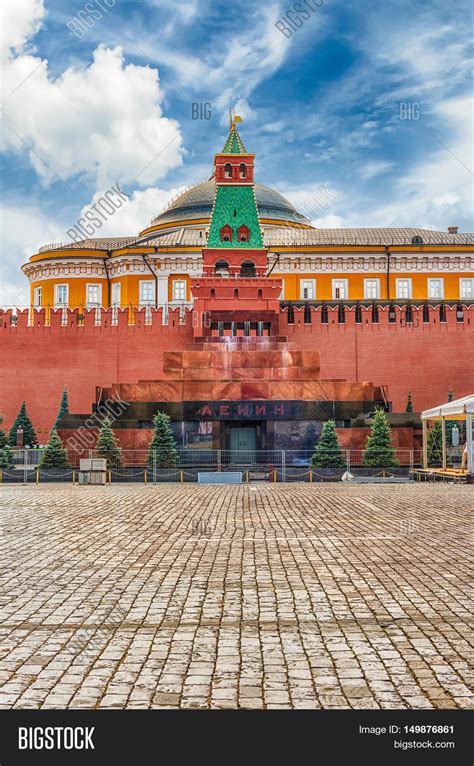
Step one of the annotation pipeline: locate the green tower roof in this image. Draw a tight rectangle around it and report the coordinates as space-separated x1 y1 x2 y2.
221 126 247 154
207 185 263 249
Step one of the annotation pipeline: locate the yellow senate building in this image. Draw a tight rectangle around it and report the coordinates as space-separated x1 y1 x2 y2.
22 132 474 313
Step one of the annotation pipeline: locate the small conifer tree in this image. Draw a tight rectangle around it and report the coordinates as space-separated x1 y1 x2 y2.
0 415 8 448
0 444 14 468
363 409 399 467
405 392 413 413
39 430 70 469
147 411 178 468
8 402 37 447
53 389 69 430
311 420 346 469
96 417 123 468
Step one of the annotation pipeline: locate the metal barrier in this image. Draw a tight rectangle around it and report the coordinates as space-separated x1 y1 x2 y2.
0 448 427 484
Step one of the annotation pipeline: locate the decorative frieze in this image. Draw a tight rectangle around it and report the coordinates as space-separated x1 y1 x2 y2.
23 260 107 282
275 252 473 273
23 250 473 284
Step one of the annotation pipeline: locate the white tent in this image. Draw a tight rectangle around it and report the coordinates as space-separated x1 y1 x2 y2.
421 394 474 474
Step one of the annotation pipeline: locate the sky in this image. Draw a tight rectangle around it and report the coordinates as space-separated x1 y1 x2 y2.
1 0 473 305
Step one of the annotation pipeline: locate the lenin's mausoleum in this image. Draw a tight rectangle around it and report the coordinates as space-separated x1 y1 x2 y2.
1 121 473 452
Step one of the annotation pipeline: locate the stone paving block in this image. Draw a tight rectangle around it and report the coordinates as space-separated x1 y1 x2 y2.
0 484 472 709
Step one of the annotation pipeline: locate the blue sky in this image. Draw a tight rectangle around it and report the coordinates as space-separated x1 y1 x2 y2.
1 0 473 304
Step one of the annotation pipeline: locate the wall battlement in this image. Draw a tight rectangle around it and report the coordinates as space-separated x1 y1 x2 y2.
1 302 472 333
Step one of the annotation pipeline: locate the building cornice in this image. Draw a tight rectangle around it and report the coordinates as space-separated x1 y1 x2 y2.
274 253 474 272
23 250 474 283
23 259 108 282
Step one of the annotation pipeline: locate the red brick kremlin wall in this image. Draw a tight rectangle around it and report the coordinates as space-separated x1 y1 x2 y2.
0 304 472 434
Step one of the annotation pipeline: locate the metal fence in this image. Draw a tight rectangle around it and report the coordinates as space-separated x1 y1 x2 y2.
0 448 430 484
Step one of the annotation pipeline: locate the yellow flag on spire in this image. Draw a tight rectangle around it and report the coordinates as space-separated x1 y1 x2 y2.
233 115 242 124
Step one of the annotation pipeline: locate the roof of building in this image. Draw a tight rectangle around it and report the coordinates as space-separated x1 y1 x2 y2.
37 237 137 252
148 179 311 227
260 227 474 246
138 227 474 248
34 227 474 255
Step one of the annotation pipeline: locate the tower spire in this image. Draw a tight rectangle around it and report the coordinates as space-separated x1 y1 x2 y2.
221 113 246 154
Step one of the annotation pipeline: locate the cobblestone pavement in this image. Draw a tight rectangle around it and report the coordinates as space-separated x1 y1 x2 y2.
0 484 472 710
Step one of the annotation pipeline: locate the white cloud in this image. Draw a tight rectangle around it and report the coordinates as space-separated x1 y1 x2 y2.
390 94 473 228
1 2 183 188
0 0 45 58
282 92 473 232
358 160 395 180
0 202 64 306
310 213 344 228
0 185 188 306
215 5 293 109
75 185 186 238
371 21 471 83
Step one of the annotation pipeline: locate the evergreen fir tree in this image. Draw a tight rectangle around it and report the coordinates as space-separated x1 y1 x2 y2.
53 389 69 430
405 392 413 413
427 421 443 467
363 409 399 467
0 444 14 468
147 411 178 468
95 417 123 468
8 401 37 447
310 420 346 469
39 430 70 469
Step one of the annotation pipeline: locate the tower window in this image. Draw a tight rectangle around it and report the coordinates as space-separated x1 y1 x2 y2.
220 224 233 242
224 163 232 178
239 163 246 178
237 224 250 243
215 260 229 276
240 261 256 277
